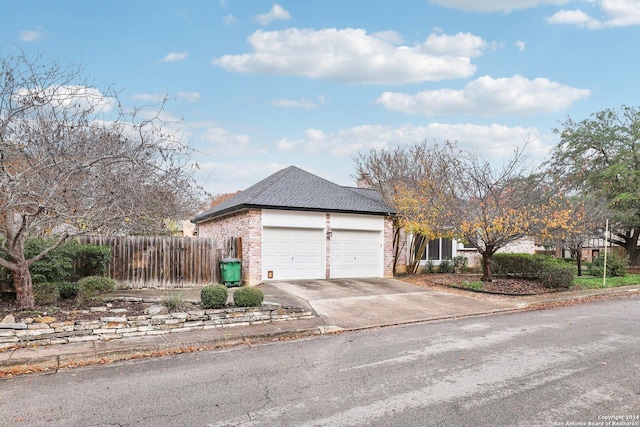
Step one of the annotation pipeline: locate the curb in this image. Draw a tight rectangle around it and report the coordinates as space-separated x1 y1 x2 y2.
0 327 323 377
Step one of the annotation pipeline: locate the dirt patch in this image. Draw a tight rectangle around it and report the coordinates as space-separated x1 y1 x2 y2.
401 273 558 296
0 295 184 323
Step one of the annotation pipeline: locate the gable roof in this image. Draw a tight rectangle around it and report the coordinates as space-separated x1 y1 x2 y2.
193 166 395 223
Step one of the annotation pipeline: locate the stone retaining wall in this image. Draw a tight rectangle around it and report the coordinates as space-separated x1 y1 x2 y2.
0 305 315 349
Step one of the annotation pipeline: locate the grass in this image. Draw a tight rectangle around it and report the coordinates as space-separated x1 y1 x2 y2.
459 281 483 291
161 292 186 312
574 274 640 289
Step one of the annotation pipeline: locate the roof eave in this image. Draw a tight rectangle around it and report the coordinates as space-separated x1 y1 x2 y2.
193 204 396 223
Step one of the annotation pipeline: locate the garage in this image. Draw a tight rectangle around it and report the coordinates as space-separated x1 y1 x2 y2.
262 227 324 280
330 229 382 278
193 166 395 285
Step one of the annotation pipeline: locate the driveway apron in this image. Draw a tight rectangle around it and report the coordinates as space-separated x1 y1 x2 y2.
269 278 518 329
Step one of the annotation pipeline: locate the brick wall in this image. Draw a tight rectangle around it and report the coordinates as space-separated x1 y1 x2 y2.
383 217 396 277
199 209 398 282
197 209 262 286
498 237 535 254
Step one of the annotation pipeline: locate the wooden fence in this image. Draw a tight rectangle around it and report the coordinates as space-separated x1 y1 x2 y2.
76 236 221 288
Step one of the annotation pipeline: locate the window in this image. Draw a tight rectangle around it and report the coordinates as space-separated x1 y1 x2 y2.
421 238 453 261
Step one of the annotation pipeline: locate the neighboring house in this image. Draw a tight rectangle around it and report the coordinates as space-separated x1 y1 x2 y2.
192 166 397 286
410 236 536 270
545 236 625 263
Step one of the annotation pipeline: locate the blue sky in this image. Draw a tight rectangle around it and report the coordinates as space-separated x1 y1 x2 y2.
3 0 640 196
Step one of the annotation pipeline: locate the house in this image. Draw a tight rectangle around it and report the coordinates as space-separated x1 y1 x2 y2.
408 235 536 271
192 166 397 286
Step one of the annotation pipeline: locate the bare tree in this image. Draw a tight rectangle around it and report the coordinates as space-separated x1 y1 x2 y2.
353 141 448 274
0 52 201 308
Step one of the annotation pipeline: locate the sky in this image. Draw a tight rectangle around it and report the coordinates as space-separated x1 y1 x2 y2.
3 0 640 196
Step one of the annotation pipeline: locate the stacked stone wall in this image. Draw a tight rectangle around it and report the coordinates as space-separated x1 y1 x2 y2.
0 305 314 349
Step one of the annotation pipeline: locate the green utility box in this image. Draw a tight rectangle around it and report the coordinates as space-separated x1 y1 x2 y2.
220 258 242 287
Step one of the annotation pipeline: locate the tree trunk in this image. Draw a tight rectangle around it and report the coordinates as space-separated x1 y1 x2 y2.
13 261 35 309
481 251 493 282
408 234 428 275
626 243 640 266
576 252 583 277
392 221 400 276
613 228 640 266
572 244 583 276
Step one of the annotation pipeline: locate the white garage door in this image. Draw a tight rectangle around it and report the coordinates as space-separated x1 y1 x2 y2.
330 230 382 278
262 227 324 280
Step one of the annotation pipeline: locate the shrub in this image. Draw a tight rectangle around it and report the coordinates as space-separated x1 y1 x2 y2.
588 253 628 277
25 239 78 284
233 286 264 307
453 255 468 273
57 281 79 300
201 284 228 309
491 253 576 290
33 282 60 305
438 259 454 273
0 239 111 286
77 276 116 304
539 261 575 289
73 245 111 280
161 292 186 312
491 253 546 279
424 260 435 273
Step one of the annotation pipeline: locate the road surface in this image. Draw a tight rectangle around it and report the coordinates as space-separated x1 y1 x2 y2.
1 296 638 426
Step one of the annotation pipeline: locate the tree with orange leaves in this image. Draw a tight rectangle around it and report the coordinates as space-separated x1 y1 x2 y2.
401 141 566 282
354 141 449 273
537 194 607 275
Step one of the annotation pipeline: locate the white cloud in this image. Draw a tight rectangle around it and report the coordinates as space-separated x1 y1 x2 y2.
181 120 265 158
201 127 251 151
132 93 167 102
547 9 604 28
371 30 405 44
224 14 238 24
213 29 485 85
161 51 189 62
20 27 46 42
515 40 526 52
430 0 569 13
600 0 640 26
271 96 325 110
276 123 554 163
194 161 287 194
547 0 640 28
14 85 115 115
255 4 292 26
421 33 487 57
177 91 201 102
376 75 590 116
134 92 200 103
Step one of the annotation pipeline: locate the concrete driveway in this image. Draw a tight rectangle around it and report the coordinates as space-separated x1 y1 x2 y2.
268 278 519 330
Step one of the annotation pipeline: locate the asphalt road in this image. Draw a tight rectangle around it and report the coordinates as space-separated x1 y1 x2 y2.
1 296 638 427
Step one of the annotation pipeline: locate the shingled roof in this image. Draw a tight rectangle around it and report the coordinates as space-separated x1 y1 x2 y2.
192 166 395 223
